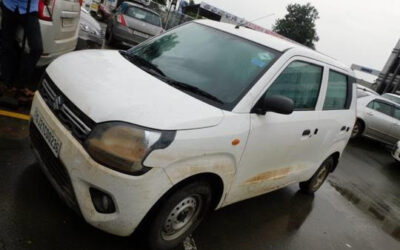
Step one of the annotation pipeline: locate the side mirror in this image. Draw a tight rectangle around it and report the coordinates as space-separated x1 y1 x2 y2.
255 95 294 115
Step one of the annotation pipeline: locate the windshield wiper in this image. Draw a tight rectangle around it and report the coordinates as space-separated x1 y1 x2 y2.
120 50 165 76
158 76 224 104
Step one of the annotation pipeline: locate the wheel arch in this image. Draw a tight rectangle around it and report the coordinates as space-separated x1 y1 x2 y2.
135 172 225 236
328 152 340 172
355 117 366 134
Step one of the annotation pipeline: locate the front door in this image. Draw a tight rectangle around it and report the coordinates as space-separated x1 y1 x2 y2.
225 59 325 205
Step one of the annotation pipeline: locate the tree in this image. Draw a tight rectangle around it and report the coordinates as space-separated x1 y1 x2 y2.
273 3 319 49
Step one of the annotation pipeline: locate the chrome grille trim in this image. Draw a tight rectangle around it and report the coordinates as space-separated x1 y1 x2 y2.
60 105 91 135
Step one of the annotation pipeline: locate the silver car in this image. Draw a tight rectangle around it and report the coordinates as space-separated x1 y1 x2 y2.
352 95 400 144
77 8 105 49
382 93 400 104
105 1 164 47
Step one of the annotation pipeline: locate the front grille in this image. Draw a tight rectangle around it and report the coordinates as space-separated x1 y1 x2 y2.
38 75 95 143
30 123 80 213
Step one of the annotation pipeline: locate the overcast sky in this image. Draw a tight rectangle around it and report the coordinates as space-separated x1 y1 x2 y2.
192 0 400 81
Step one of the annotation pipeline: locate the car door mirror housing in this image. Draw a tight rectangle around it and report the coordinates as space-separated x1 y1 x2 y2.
255 95 294 115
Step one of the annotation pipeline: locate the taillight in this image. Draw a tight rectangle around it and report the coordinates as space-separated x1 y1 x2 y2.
79 0 83 6
117 14 126 26
38 0 56 21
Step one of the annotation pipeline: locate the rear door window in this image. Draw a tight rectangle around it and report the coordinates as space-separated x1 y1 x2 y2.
125 6 161 27
265 61 323 110
323 71 349 110
367 100 393 116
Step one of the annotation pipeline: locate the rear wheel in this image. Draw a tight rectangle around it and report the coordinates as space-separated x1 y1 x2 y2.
105 25 115 46
299 158 333 194
146 181 213 250
351 119 364 139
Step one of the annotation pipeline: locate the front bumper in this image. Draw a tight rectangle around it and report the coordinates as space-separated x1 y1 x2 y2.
30 93 173 236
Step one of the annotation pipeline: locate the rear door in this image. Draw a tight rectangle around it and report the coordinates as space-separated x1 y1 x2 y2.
364 99 396 143
389 106 400 142
226 58 326 204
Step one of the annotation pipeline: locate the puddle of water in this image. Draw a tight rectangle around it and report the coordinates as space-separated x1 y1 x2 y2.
328 179 400 241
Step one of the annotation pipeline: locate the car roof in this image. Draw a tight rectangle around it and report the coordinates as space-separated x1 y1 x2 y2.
382 93 400 97
356 84 378 94
195 19 352 73
122 1 160 16
364 95 400 107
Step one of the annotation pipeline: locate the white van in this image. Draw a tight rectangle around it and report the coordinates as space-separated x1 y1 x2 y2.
30 20 356 249
0 0 81 66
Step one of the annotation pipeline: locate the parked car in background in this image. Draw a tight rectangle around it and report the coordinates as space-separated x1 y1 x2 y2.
356 84 378 98
30 20 355 250
352 95 400 145
0 0 81 66
105 1 164 47
77 8 104 49
381 93 400 104
391 141 400 161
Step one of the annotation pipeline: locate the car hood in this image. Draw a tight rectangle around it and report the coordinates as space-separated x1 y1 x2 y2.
46 50 224 130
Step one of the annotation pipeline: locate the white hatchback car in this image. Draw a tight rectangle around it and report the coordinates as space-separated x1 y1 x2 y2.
30 20 356 249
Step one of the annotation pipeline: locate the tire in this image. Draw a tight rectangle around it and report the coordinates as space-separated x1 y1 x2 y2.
299 158 333 194
146 181 213 250
351 119 364 139
105 26 115 46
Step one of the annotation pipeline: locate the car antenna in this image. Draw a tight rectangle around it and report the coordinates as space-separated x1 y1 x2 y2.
235 13 275 29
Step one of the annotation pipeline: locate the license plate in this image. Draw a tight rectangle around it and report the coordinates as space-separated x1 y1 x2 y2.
62 18 74 27
133 30 150 38
33 109 62 157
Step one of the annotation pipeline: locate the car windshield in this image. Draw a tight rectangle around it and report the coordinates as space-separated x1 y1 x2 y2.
382 93 400 104
125 22 280 109
125 6 161 27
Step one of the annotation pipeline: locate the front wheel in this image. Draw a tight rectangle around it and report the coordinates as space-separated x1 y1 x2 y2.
146 181 213 250
299 158 333 194
351 119 364 139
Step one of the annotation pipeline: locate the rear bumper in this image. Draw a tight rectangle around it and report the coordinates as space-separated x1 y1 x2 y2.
112 23 147 46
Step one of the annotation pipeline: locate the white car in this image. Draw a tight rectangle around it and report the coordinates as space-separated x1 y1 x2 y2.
352 95 400 144
30 20 356 249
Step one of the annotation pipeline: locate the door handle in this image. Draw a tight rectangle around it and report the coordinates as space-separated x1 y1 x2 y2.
341 126 346 131
302 129 311 136
314 128 319 135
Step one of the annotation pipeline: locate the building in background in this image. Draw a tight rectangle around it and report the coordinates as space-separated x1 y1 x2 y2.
376 39 400 94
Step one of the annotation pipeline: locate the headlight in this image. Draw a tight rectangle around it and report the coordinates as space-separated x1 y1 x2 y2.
80 23 90 32
80 23 99 36
84 122 175 175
